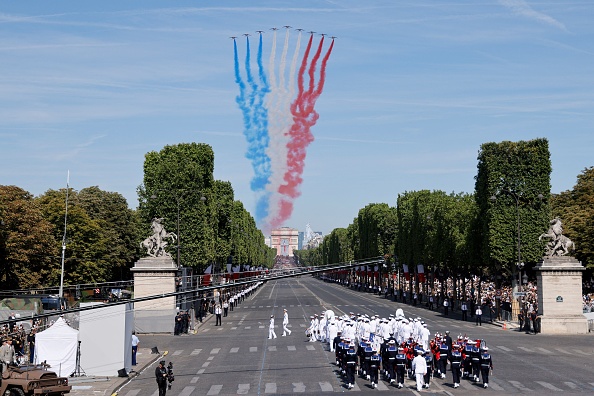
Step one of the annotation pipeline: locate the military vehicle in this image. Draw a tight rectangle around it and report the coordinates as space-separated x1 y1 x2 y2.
0 364 71 396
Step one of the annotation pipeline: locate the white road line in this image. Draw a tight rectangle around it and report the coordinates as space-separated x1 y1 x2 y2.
509 380 533 392
300 324 306 327
265 383 277 393
535 381 563 391
306 345 315 351
231 327 237 330
190 349 202 355
196 369 205 374
245 326 251 329
288 346 296 351
535 347 552 354
203 328 210 332
351 382 361 391
458 379 475 390
259 326 265 329
572 349 590 356
489 380 504 391
518 347 533 353
250 347 257 352
172 350 183 356
292 382 306 392
376 381 389 390
190 377 199 384
123 390 140 396
178 386 196 396
230 347 239 353
564 382 578 390
201 362 210 368
210 348 220 354
207 356 214 361
150 391 158 396
237 383 250 394
496 345 512 352
207 384 222 395
319 381 333 392
555 348 572 355
268 346 277 351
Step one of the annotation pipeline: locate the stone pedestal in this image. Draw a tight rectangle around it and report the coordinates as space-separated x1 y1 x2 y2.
131 257 178 333
534 256 588 334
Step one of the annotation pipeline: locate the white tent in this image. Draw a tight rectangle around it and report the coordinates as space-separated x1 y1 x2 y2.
35 317 79 377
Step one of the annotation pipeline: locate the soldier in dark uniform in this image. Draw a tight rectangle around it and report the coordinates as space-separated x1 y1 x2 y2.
386 340 397 384
470 341 481 382
363 343 374 380
395 346 407 389
369 349 381 388
437 339 449 379
155 360 168 396
480 346 493 388
333 331 342 365
450 344 463 388
346 343 358 389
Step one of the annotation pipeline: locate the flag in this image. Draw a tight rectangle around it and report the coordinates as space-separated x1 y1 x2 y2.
204 264 213 274
403 264 410 281
417 264 425 283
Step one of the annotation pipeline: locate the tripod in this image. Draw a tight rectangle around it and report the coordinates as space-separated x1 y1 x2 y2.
72 341 86 377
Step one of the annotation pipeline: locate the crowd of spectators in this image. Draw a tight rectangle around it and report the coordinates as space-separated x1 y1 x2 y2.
1 313 43 364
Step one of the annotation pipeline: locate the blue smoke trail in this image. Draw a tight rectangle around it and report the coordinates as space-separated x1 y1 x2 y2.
234 37 272 222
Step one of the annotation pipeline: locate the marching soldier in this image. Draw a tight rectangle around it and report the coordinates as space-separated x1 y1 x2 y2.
386 340 397 384
346 343 358 389
450 344 463 388
369 348 381 388
423 349 433 389
395 346 407 388
480 346 493 388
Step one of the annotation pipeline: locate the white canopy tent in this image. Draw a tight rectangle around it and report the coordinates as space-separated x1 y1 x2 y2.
35 317 79 377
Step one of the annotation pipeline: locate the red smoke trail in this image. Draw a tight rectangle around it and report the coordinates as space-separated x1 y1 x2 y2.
270 37 334 228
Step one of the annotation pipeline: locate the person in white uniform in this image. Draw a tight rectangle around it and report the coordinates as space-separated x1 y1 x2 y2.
268 315 277 339
412 349 427 391
282 309 292 336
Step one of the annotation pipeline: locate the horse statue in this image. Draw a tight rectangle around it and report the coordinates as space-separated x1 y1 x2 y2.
539 217 575 257
140 217 177 257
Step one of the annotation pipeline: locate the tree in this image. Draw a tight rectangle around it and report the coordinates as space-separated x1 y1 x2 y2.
37 188 114 285
78 186 140 280
474 138 551 282
551 167 594 269
0 185 58 289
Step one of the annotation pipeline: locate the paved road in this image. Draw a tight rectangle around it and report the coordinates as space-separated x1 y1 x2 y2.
119 276 594 395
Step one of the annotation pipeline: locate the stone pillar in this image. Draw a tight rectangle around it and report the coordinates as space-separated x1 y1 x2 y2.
534 256 587 334
131 257 178 333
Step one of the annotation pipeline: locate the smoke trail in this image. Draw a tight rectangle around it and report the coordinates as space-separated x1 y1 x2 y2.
233 37 271 222
271 37 334 227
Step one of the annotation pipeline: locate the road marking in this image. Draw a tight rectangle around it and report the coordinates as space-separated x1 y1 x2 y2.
231 327 237 330
518 347 533 353
535 347 552 354
123 390 140 396
306 345 315 351
535 381 562 391
288 345 296 351
292 382 306 392
376 381 389 390
351 382 361 391
319 381 333 391
489 380 504 391
237 383 250 394
496 345 512 352
230 347 239 353
265 383 277 393
555 348 572 355
245 326 251 329
250 347 257 352
150 391 158 396
203 328 210 332
268 346 277 351
190 349 202 355
300 324 306 327
197 369 205 374
259 326 265 329
571 349 590 356
459 379 475 390
190 377 199 384
564 382 578 390
450 324 461 328
207 385 222 395
207 356 214 361
210 348 220 354
178 386 195 396
201 362 210 368
509 380 533 392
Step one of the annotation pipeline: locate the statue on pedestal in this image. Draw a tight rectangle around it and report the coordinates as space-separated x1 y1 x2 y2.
140 217 177 258
539 217 575 257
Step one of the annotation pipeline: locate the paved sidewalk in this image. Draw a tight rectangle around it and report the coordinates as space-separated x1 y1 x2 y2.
69 313 215 395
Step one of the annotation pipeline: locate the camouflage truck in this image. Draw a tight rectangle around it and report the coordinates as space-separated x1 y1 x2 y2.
0 365 71 396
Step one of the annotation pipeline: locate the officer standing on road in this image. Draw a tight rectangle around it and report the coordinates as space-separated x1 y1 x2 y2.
155 360 168 396
215 304 222 326
476 305 483 326
461 300 468 321
412 349 427 392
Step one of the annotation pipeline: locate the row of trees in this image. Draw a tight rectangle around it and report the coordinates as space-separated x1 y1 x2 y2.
297 139 594 289
0 143 275 290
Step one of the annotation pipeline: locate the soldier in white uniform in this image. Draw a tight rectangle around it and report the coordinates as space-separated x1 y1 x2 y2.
282 309 292 336
268 315 277 339
0 337 16 373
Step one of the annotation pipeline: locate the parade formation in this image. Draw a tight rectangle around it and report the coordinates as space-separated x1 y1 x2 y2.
307 308 494 390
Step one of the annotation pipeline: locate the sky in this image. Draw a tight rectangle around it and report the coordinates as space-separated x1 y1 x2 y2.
1 0 593 236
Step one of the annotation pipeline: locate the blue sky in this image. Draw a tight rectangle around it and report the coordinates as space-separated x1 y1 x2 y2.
1 1 592 235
